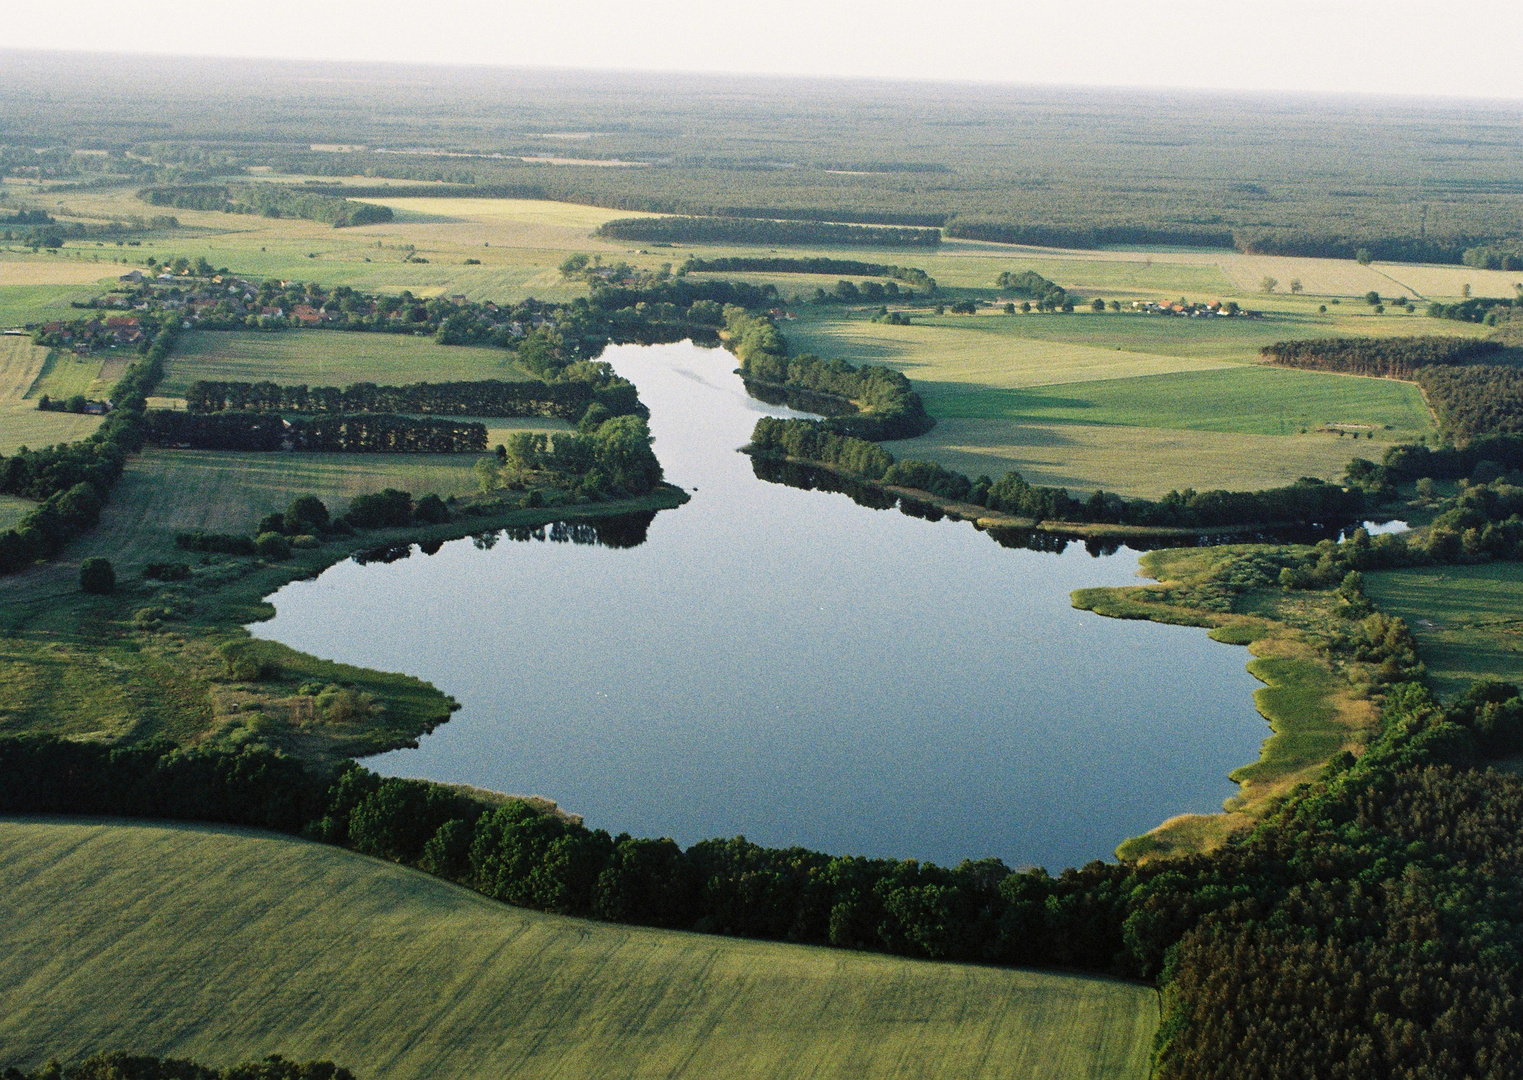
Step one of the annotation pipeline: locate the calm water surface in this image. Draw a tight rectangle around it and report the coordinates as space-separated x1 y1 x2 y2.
253 341 1269 870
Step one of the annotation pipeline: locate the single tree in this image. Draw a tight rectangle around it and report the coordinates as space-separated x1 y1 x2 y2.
1260 276 1278 294
1290 279 1303 294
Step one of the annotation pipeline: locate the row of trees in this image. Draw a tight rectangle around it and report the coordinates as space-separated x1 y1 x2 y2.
2 1052 352 1080
679 256 936 291
138 183 394 227
184 378 639 422
593 215 942 249
748 416 1364 530
144 412 487 454
0 321 175 575
1260 335 1501 378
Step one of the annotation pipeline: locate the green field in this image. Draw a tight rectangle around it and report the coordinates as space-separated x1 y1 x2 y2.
923 367 1434 439
0 336 103 453
39 448 491 576
23 350 103 401
160 330 534 394
1366 563 1523 697
0 818 1158 1080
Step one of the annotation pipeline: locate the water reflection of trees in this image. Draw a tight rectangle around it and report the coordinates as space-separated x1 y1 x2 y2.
741 380 858 418
754 456 1367 557
349 512 658 566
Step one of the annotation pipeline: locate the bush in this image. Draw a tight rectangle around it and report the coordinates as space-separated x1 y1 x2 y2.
253 532 292 560
344 489 414 529
79 557 115 594
413 493 449 524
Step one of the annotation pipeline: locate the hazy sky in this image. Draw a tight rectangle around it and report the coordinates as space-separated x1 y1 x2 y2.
12 0 1523 100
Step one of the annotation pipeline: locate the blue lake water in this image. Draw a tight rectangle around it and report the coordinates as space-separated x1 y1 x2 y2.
253 341 1269 871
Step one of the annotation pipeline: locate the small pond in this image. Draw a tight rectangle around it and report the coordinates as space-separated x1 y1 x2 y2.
254 341 1272 870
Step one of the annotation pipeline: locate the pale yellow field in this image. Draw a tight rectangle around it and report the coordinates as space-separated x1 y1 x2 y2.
0 336 47 404
348 196 655 253
935 239 1521 301
1378 262 1523 302
893 419 1374 498
786 319 1240 389
0 256 121 287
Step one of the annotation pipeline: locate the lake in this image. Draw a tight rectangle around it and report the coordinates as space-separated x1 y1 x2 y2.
253 340 1269 871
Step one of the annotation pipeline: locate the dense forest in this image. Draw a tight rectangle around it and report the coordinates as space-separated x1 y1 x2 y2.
11 56 1523 264
594 215 942 249
139 183 393 227
1260 336 1502 378
1417 365 1523 441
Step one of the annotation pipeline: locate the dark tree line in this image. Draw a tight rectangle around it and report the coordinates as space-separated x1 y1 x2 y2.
139 183 393 227
145 411 487 454
679 256 936 291
1384 433 1523 481
185 378 640 422
1260 336 1501 378
1427 296 1520 323
1 1052 351 1080
594 215 942 249
994 269 1068 307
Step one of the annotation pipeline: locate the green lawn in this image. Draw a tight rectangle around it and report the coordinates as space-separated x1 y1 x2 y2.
1366 563 1523 697
160 330 534 394
0 818 1158 1080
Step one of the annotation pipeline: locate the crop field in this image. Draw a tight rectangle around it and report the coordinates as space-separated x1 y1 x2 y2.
1365 563 1523 698
160 330 533 394
786 309 1435 495
892 419 1376 497
0 818 1158 1080
23 350 103 401
75 448 486 563
0 255 121 287
0 336 102 453
924 367 1433 439
0 282 117 328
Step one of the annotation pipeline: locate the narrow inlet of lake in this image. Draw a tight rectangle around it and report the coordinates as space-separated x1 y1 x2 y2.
252 340 1268 870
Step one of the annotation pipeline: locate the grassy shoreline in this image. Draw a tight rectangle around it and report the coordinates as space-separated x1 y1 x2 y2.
0 481 689 766
1073 546 1382 861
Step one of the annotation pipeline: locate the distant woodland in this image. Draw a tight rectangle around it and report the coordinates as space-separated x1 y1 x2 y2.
8 53 1523 263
